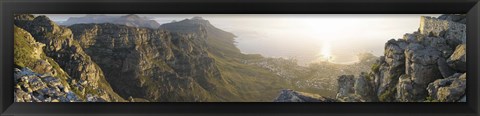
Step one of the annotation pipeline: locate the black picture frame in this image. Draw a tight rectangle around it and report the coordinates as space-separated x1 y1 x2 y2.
1 0 479 116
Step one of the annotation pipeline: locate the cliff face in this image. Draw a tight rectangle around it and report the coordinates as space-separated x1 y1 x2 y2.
334 14 467 102
274 14 466 102
68 23 226 101
14 26 82 102
160 16 241 58
14 14 126 102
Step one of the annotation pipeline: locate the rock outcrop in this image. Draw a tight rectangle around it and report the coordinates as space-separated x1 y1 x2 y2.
447 44 466 72
14 14 126 102
14 67 83 102
437 14 467 24
336 73 377 102
274 89 337 102
14 26 83 102
396 43 443 101
376 39 408 102
427 73 466 102
332 14 467 102
395 15 466 102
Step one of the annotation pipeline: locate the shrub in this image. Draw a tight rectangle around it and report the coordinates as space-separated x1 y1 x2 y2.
371 63 381 73
379 88 396 102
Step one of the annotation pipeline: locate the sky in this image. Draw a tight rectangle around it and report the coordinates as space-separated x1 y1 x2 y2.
41 14 441 65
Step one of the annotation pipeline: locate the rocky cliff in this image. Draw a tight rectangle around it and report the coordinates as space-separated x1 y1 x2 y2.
336 14 467 102
274 14 467 102
14 26 82 102
68 22 227 102
14 14 126 102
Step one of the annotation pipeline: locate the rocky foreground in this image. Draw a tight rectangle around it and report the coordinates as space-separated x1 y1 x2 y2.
275 14 467 102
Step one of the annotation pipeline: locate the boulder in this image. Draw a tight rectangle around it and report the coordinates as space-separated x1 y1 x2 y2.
274 89 337 102
419 16 466 45
398 43 443 101
336 75 355 98
403 32 453 58
405 43 442 85
447 44 466 72
354 72 377 102
14 89 33 102
335 74 377 102
427 73 466 102
437 14 467 24
32 60 54 76
396 75 415 102
14 67 84 102
377 39 407 102
42 76 63 88
28 76 47 91
437 57 456 78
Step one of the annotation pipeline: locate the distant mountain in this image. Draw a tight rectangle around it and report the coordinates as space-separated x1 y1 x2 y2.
60 14 160 29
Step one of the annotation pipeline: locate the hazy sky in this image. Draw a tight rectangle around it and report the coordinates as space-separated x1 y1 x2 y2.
42 14 441 65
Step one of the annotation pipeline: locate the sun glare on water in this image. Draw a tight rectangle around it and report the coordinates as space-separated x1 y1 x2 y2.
317 42 333 62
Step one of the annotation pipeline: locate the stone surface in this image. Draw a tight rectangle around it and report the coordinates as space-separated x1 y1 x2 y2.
437 14 467 24
354 72 377 102
341 15 467 102
335 74 377 102
336 75 355 99
420 16 466 46
427 73 466 102
447 44 466 72
396 43 443 101
274 89 337 102
437 57 456 78
14 14 126 102
14 68 83 102
376 39 407 102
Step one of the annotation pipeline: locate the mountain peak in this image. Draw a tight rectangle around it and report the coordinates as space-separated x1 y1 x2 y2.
191 16 205 21
61 14 160 29
121 14 142 20
85 14 107 17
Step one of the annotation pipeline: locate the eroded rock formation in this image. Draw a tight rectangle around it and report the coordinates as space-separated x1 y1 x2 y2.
335 14 467 102
14 14 126 102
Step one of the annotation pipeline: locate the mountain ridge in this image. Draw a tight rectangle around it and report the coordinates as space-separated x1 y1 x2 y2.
60 14 160 29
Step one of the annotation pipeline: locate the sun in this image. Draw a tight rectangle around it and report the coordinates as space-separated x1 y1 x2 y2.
321 46 332 60
317 43 333 62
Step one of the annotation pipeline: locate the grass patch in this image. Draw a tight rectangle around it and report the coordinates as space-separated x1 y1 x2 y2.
379 87 396 102
371 63 381 73
14 26 38 68
424 96 439 102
